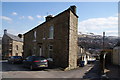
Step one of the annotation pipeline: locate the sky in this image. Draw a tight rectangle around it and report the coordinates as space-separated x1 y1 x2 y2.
0 2 118 37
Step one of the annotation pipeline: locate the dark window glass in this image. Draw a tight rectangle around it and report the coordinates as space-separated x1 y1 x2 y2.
49 45 53 50
16 45 18 50
34 57 45 60
13 56 22 59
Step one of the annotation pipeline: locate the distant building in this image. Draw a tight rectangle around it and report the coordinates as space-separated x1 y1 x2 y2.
24 6 78 70
112 42 120 66
77 45 92 66
2 29 23 59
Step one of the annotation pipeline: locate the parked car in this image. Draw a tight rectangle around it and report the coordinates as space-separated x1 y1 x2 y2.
8 56 23 64
23 56 48 70
80 61 85 67
87 58 96 64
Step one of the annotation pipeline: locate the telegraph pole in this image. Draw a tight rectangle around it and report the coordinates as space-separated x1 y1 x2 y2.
103 32 105 74
100 32 109 80
103 32 105 51
100 32 105 75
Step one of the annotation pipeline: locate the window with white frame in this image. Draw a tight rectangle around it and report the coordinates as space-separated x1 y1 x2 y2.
49 26 54 39
33 31 36 40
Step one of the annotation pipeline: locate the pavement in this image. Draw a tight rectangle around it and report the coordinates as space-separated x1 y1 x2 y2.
105 64 120 79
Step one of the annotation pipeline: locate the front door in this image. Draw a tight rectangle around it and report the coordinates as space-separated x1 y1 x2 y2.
39 46 42 56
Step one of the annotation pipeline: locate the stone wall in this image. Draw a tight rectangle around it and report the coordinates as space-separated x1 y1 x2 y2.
24 11 70 68
113 47 120 66
2 35 12 58
12 40 23 56
67 10 78 70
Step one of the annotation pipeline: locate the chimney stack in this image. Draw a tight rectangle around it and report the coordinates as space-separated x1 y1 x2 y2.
45 15 53 21
4 29 7 34
18 34 23 38
70 5 76 14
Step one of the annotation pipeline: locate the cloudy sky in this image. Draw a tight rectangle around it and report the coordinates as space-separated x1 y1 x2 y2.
1 2 118 37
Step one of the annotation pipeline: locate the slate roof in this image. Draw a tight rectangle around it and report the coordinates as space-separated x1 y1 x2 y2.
5 33 23 42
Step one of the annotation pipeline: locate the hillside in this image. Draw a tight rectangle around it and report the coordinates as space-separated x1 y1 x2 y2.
78 34 118 54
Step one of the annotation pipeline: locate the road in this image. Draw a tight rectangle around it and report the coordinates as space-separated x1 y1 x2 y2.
1 60 100 78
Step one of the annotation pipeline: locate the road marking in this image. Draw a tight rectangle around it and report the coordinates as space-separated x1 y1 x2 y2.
86 66 93 72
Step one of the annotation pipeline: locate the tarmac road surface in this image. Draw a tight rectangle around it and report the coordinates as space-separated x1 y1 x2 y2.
1 60 100 79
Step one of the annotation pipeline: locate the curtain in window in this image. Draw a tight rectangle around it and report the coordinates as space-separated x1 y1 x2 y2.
49 26 54 39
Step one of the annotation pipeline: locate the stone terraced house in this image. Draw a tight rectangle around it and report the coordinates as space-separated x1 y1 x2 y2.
2 29 23 59
24 6 78 70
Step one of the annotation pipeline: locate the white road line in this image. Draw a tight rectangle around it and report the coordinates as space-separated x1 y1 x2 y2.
86 66 93 72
